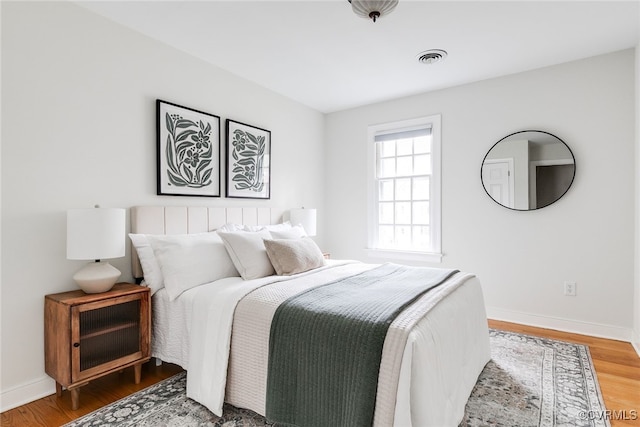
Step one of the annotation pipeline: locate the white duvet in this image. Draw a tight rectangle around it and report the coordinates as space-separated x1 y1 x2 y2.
151 261 490 427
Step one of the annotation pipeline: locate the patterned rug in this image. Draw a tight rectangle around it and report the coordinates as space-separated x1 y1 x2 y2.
64 329 609 427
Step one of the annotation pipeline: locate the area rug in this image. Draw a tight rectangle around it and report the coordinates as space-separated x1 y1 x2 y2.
64 329 609 427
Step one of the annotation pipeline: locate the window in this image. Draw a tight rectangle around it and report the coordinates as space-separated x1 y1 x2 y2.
367 115 441 262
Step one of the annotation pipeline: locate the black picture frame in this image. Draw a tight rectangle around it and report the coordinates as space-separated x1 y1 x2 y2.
156 99 221 197
225 119 271 199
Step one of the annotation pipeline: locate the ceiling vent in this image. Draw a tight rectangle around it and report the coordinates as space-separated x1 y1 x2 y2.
417 49 448 65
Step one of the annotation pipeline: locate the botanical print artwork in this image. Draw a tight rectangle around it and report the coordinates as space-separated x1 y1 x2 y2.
164 113 213 189
229 128 266 193
157 100 220 197
226 120 270 199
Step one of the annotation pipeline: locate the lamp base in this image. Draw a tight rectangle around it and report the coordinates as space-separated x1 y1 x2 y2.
73 261 121 293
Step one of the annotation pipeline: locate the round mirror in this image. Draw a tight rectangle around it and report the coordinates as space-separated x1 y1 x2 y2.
481 130 575 210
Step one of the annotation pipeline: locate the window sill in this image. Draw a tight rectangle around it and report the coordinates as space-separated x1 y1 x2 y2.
365 248 443 263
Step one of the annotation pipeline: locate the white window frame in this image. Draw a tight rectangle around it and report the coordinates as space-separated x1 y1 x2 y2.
366 115 442 263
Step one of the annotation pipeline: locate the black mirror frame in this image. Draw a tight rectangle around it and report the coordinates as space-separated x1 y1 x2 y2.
481 130 576 211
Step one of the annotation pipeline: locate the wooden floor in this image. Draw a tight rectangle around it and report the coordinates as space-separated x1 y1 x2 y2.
1 361 184 427
2 320 639 426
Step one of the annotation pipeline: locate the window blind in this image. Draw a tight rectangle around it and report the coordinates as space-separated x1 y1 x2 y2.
374 126 432 142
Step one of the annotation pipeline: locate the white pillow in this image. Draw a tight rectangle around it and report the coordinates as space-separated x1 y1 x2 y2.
269 224 307 239
129 234 164 296
243 222 291 232
217 230 275 280
147 232 239 301
264 237 325 276
217 223 245 232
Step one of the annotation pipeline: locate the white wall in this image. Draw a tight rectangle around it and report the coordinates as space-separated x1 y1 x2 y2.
325 49 636 340
1 2 325 410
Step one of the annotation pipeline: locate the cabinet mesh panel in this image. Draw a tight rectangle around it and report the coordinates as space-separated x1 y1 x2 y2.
79 300 140 371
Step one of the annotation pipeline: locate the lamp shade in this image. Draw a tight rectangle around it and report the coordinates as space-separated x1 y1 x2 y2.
67 208 126 260
290 208 317 237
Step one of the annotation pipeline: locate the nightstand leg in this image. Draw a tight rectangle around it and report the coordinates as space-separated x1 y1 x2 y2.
70 388 80 410
55 382 62 397
134 363 142 384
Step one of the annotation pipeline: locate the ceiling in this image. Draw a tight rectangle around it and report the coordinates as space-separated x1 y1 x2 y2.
77 1 640 113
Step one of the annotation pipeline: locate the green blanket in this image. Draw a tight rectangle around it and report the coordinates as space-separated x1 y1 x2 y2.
266 263 458 427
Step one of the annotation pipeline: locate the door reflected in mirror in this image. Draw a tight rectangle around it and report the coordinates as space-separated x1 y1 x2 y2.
481 130 575 210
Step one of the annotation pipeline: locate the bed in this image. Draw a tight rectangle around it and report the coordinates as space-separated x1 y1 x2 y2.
130 205 491 427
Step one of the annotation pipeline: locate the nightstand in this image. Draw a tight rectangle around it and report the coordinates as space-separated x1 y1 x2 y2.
44 283 151 409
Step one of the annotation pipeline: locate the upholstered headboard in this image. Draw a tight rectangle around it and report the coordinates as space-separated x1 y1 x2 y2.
130 206 284 279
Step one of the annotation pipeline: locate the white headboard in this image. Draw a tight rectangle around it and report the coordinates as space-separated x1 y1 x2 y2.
130 206 284 279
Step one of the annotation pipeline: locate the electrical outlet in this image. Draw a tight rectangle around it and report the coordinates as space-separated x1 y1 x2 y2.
564 281 576 296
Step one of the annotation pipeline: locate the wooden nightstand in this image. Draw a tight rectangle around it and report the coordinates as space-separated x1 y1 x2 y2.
44 283 151 409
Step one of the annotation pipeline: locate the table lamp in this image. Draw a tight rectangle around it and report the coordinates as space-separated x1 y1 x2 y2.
290 208 317 237
67 206 126 293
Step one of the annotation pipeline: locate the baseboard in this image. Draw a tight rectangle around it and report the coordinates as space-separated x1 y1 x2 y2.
632 329 640 358
1 376 56 413
486 306 634 342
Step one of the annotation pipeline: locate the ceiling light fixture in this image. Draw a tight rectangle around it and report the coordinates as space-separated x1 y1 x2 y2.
417 49 448 65
348 0 399 23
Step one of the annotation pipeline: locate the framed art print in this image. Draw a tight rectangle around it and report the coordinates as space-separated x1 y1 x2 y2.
226 119 271 199
156 100 220 197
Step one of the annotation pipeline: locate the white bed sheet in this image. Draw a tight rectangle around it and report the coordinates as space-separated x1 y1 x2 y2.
151 276 250 369
151 262 490 426
151 261 354 369
151 286 191 368
392 276 489 426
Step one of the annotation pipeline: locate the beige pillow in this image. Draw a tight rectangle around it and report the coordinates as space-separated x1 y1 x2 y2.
264 237 325 276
